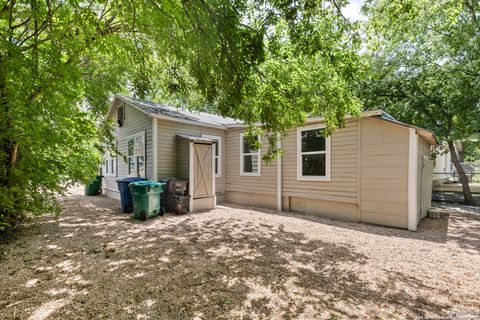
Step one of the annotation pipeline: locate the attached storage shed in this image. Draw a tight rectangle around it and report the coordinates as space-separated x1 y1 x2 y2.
176 134 216 212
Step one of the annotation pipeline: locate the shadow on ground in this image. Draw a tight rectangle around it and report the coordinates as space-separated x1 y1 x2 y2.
0 194 475 319
225 202 480 252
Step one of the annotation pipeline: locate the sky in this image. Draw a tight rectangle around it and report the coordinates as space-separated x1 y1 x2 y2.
342 0 367 22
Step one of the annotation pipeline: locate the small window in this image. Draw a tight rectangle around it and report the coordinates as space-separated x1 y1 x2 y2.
240 133 261 176
127 132 146 177
297 125 330 181
202 134 222 177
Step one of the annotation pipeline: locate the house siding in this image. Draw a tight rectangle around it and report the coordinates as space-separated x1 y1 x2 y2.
282 120 359 202
177 137 190 179
224 119 414 226
280 119 359 220
224 128 278 209
359 117 410 228
102 101 154 198
225 121 359 215
156 119 226 198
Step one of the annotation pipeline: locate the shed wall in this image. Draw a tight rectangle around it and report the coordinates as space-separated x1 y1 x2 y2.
359 117 410 228
177 138 190 179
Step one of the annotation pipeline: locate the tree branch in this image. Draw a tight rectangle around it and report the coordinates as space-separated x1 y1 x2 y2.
464 0 478 22
1 0 14 13
16 3 62 47
10 17 30 30
330 0 361 38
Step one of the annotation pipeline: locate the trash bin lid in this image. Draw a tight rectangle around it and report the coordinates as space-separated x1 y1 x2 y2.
116 177 147 183
129 180 163 187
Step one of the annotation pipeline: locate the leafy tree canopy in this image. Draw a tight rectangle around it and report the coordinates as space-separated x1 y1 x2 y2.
0 0 362 229
361 0 480 204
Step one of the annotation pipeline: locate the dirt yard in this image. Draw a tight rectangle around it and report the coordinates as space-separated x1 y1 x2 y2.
1 190 479 320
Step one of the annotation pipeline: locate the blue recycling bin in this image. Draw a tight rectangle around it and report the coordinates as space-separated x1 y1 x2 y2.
116 177 147 213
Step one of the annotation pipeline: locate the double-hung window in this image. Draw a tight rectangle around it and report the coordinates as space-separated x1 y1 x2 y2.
240 133 261 176
103 154 116 176
127 132 146 177
297 125 331 181
202 134 222 177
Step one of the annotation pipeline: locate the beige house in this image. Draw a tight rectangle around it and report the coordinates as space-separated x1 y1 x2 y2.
103 95 436 231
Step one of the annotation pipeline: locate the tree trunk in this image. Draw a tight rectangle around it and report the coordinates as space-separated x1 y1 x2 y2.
448 140 475 205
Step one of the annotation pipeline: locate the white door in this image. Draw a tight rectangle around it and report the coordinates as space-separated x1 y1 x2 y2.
193 143 213 199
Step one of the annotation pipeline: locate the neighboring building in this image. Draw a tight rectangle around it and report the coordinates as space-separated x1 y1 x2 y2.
103 95 436 231
434 141 479 181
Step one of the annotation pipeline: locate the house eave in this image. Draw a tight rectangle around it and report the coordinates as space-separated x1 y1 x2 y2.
110 95 228 129
150 113 227 129
224 110 384 128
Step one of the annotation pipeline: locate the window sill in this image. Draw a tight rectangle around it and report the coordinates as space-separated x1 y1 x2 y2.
297 176 331 182
240 172 261 177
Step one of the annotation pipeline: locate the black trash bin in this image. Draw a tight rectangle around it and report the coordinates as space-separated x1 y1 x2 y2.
173 194 190 215
85 175 103 196
160 178 189 213
116 177 147 213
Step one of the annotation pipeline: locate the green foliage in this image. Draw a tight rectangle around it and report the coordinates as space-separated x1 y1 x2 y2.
362 0 480 142
361 0 480 204
0 0 362 230
462 139 480 163
156 3 364 160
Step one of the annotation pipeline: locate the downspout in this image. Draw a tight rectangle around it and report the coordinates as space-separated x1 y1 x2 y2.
277 134 282 211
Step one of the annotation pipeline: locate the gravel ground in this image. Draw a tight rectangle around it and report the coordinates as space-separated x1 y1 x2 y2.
0 189 479 320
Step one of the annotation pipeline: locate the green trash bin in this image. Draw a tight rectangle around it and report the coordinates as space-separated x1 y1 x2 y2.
129 181 166 220
85 175 103 196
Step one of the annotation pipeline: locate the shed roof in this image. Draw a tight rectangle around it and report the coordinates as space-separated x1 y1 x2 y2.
176 134 214 143
376 112 437 145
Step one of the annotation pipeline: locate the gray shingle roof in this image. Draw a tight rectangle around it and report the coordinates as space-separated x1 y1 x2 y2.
118 95 239 127
114 95 436 144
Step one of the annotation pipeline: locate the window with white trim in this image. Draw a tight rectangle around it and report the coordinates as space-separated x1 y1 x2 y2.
297 125 331 181
202 134 222 177
240 133 261 176
103 154 116 176
127 132 146 177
